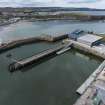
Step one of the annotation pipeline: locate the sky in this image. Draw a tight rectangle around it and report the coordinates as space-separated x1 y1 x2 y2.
0 0 104 9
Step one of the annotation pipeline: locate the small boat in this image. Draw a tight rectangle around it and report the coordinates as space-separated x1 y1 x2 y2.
56 47 71 55
6 53 12 58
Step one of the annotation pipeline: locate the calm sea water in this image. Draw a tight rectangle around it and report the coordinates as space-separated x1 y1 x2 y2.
0 20 105 42
0 14 105 105
57 11 105 16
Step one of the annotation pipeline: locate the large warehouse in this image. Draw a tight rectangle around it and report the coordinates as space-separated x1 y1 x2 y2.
77 34 103 47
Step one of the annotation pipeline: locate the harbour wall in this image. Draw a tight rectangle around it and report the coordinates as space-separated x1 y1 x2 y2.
9 44 66 72
0 34 68 53
67 40 105 59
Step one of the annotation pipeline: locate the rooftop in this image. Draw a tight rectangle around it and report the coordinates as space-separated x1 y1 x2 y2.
77 34 103 43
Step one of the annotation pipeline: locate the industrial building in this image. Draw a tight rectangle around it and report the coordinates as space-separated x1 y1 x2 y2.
77 34 103 47
68 29 84 40
68 30 103 47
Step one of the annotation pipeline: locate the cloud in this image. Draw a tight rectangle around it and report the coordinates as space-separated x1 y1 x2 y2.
0 0 104 9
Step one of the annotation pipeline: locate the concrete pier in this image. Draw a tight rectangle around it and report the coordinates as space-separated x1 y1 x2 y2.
74 60 105 105
76 60 105 95
65 39 105 59
9 43 72 72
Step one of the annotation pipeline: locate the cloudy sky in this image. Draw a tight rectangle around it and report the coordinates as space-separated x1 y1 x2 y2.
0 0 104 9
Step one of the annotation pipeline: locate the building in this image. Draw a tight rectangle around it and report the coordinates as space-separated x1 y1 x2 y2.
68 29 84 40
77 34 103 47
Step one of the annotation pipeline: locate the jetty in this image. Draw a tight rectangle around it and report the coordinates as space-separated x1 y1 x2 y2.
0 34 68 53
9 43 73 72
74 60 105 105
76 60 105 95
64 39 105 59
56 42 73 55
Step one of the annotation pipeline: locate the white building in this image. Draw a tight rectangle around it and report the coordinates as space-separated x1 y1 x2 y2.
77 34 103 47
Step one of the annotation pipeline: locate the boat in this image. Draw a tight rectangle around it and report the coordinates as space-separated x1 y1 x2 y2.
56 47 71 55
6 53 12 58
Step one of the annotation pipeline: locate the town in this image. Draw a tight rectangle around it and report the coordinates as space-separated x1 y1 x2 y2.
0 7 105 26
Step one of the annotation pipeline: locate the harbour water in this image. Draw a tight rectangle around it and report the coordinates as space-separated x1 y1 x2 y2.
0 18 105 105
0 20 105 42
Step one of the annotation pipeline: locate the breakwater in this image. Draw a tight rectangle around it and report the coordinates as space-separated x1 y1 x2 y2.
76 60 105 95
0 34 68 53
74 60 105 105
65 39 105 59
9 44 70 72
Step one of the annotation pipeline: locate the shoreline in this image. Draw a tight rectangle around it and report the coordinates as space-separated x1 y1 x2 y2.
20 18 105 22
1 12 105 27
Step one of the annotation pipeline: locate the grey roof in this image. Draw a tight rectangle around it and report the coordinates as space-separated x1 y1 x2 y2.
77 34 103 43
